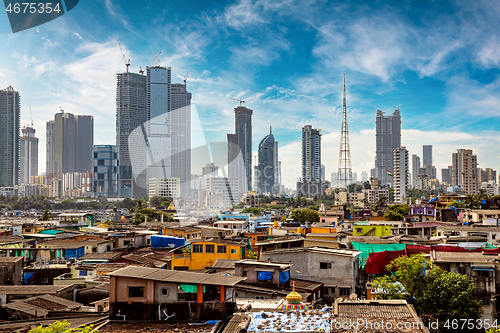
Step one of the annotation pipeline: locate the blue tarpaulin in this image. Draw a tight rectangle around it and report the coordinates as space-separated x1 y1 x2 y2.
65 247 85 260
258 271 273 281
428 197 438 203
280 270 290 283
23 273 34 285
151 235 186 249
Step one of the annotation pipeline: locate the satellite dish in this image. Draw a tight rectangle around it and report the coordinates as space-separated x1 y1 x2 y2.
349 293 357 300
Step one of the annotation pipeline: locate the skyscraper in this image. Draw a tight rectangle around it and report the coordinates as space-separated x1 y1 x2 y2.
375 109 401 186
411 154 420 189
257 127 279 194
116 72 147 198
301 125 322 182
46 112 94 175
394 147 409 203
144 66 172 197
202 163 219 177
452 149 478 194
423 145 432 166
227 105 253 193
170 83 192 197
93 145 119 198
0 86 20 187
20 126 38 184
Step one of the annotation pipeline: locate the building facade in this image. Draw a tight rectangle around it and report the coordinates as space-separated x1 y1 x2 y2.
411 154 420 189
301 125 322 182
423 145 432 167
93 145 119 198
205 177 239 206
20 126 38 184
393 147 409 203
228 106 253 193
170 83 192 197
148 177 180 199
46 112 94 175
452 149 478 195
375 109 401 187
116 72 147 198
257 128 279 194
0 86 20 187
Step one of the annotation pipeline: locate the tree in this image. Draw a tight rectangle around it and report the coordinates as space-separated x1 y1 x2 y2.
446 200 465 209
29 320 97 332
40 209 52 221
373 254 483 329
132 207 174 225
149 196 160 207
290 208 319 223
383 204 409 221
464 194 480 209
242 207 263 214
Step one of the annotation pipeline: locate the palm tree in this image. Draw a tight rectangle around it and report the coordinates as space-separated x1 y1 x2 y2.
41 209 51 221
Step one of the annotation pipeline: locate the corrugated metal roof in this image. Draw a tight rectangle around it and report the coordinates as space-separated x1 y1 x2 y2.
108 266 245 286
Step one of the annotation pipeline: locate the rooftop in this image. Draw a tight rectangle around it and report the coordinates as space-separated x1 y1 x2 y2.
99 322 214 333
235 259 291 270
0 285 74 295
212 258 239 269
108 266 246 286
261 247 361 257
80 252 123 260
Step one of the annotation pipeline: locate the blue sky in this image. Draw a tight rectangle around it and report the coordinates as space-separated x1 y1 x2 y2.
1 0 500 189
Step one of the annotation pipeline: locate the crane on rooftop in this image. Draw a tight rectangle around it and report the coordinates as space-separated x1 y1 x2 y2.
393 104 402 110
228 97 245 106
184 71 189 86
60 98 74 113
29 107 33 127
117 39 130 73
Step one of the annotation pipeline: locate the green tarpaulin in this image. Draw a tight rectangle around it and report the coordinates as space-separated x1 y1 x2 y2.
180 284 205 293
351 241 406 268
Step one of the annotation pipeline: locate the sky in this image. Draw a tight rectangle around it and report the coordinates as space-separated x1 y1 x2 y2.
1 0 500 190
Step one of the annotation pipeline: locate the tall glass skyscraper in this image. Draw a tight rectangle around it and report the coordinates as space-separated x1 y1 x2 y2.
375 109 401 186
301 125 322 182
116 72 147 198
0 86 20 187
228 105 253 193
257 127 278 194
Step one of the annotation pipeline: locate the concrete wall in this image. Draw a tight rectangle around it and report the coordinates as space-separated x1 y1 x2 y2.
261 250 358 300
155 282 178 303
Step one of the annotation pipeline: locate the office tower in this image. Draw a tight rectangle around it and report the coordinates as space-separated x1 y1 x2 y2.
452 149 478 195
361 171 368 182
301 125 322 182
170 83 192 197
202 163 219 177
423 164 436 179
20 126 38 184
423 145 432 166
0 86 20 187
277 160 282 186
411 155 420 189
393 147 409 203
227 105 253 193
321 165 326 182
338 75 352 189
375 108 401 186
46 112 94 175
257 127 279 194
116 72 147 198
144 66 172 198
93 145 119 198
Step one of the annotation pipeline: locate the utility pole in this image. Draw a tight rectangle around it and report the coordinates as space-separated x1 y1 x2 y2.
338 74 352 190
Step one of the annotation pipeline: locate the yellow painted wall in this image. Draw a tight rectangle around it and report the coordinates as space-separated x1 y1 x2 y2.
352 225 393 237
171 241 243 270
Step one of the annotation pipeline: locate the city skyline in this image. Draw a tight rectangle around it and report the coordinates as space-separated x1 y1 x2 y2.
1 0 500 190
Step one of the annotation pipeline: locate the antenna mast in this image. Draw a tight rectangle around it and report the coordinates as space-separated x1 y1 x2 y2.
338 74 352 189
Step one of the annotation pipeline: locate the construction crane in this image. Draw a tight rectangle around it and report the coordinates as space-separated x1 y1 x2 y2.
60 98 74 113
228 97 245 106
184 71 189 86
393 104 402 110
117 39 130 72
147 51 161 68
29 107 33 127
139 66 145 75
